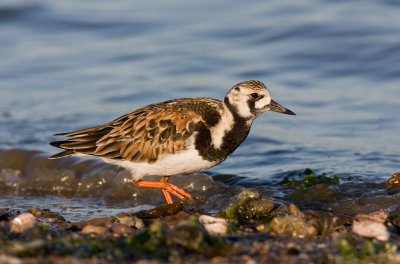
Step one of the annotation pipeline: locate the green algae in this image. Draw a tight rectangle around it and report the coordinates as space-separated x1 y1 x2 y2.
280 168 339 188
279 168 341 204
337 236 397 264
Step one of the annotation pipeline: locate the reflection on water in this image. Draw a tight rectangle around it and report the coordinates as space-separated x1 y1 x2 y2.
0 0 399 220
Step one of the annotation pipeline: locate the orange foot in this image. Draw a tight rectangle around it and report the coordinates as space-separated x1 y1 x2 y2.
131 176 193 204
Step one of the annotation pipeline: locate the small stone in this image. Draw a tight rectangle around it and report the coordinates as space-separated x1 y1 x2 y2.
10 213 36 233
237 188 261 204
304 210 340 237
269 214 318 238
115 213 144 229
368 210 389 221
352 214 389 241
386 172 400 189
81 225 107 235
61 205 67 211
237 198 274 221
5 240 46 256
73 217 113 228
289 203 300 215
167 220 205 251
256 224 266 232
199 215 228 235
110 223 133 235
22 224 49 240
0 254 22 264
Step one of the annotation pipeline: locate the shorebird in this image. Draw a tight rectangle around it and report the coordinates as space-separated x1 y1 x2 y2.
49 80 295 204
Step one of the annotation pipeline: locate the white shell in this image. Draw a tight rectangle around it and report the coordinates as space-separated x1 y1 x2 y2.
352 214 389 241
199 215 228 235
10 213 36 233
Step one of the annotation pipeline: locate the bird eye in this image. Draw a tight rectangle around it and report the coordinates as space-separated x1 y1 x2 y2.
250 93 259 99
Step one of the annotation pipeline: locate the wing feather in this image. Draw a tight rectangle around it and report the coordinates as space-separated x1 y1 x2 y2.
49 98 223 162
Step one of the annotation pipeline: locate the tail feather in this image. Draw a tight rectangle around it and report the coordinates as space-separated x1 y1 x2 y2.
49 150 75 159
49 125 114 159
53 124 110 137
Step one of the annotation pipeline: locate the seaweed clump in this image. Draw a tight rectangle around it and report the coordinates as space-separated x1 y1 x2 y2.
280 168 340 204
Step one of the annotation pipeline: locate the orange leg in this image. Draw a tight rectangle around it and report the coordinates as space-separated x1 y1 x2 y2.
131 176 193 204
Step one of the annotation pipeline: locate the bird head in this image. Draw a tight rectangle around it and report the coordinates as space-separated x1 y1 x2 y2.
224 80 295 120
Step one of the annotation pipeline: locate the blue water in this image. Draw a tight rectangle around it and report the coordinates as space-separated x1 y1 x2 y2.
0 0 399 220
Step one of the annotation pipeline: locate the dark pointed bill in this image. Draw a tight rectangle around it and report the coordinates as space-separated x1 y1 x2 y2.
269 100 296 115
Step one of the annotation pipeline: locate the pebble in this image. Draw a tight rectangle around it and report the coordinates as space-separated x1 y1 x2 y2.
352 214 389 241
368 210 388 221
237 188 261 204
0 254 22 264
167 220 205 251
199 215 228 235
269 214 318 238
289 203 300 215
115 213 144 229
110 223 133 235
386 172 400 189
10 213 36 233
81 225 107 235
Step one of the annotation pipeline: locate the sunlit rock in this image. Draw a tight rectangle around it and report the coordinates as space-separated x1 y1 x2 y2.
115 213 144 229
218 188 274 225
386 172 400 190
10 213 36 233
110 222 133 235
237 188 261 203
81 224 107 235
352 214 389 241
269 214 318 238
368 210 389 221
199 215 228 235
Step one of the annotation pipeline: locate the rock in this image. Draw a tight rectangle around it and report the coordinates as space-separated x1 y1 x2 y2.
167 220 205 251
352 214 389 241
288 203 300 215
237 188 261 204
243 198 274 217
386 172 400 189
73 217 113 228
199 215 228 235
10 213 36 233
269 214 318 238
115 213 144 229
21 224 49 240
134 201 184 219
81 225 107 235
110 223 133 235
218 189 275 225
368 210 389 221
0 254 22 264
304 210 340 237
4 240 46 256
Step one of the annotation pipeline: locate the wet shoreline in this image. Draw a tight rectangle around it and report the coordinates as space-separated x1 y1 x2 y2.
1 149 400 262
1 189 399 263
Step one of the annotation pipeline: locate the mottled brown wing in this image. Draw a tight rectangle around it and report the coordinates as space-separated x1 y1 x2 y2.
49 98 222 161
94 108 201 163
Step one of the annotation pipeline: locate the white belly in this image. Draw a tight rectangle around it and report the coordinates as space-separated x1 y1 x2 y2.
103 145 217 181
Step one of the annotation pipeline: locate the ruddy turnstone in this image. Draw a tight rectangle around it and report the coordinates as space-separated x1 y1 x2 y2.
49 80 295 204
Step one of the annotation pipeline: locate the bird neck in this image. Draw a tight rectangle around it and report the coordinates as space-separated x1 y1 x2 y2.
218 98 252 154
194 98 252 163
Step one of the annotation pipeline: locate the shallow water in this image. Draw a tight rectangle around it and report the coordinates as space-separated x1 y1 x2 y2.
0 0 399 221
